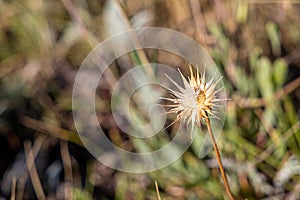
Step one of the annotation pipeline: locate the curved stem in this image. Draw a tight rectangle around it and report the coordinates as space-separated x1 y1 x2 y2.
155 181 162 200
205 118 235 200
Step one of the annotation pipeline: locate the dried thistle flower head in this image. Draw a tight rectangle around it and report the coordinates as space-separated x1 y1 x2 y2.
162 64 225 129
161 65 235 200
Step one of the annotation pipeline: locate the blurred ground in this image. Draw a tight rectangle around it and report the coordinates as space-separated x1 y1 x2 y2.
0 0 300 199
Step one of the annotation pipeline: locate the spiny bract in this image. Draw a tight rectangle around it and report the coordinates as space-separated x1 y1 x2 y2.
161 64 224 129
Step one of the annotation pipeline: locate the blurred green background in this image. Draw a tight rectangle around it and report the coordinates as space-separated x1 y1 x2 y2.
0 0 300 199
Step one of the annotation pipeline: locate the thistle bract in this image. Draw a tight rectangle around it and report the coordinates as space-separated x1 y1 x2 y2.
162 64 224 130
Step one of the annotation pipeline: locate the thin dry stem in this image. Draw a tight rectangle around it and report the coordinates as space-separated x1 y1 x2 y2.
189 0 215 45
10 177 16 200
17 135 46 200
110 0 154 78
214 0 227 22
254 108 280 146
234 76 300 108
60 141 74 200
24 140 46 200
253 120 300 165
20 116 84 147
60 0 87 36
205 118 235 200
155 181 162 200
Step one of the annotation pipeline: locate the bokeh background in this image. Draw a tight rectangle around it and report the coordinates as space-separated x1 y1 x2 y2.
1 0 300 199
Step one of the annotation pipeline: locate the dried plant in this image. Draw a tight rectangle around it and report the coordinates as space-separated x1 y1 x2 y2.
162 64 235 200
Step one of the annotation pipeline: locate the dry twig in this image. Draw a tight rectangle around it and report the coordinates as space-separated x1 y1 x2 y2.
20 116 83 147
24 140 46 200
17 136 46 200
234 76 300 108
253 120 300 165
10 177 16 200
60 141 74 200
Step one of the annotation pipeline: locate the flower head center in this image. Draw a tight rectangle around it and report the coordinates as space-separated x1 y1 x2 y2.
197 90 206 107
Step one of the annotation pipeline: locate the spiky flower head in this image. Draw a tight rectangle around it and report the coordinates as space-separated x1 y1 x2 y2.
162 64 224 129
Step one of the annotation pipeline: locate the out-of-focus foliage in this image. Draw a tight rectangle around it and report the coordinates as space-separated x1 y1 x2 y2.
0 0 300 200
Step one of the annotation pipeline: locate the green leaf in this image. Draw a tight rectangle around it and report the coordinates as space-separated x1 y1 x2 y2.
256 57 274 99
236 1 248 24
236 66 249 95
266 22 281 56
273 58 287 88
208 23 230 54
